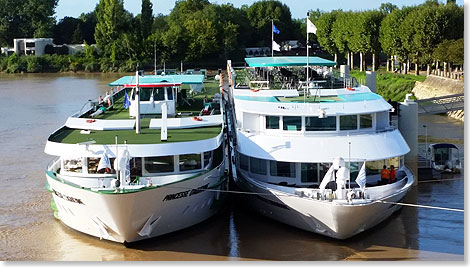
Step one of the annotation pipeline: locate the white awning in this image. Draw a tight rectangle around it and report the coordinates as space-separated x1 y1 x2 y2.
65 117 136 131
149 115 222 130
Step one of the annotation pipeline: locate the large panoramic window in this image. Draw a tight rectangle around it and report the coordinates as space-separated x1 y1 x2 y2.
239 153 249 171
266 116 280 129
154 88 165 101
270 161 296 178
340 115 358 130
305 116 336 131
283 116 301 131
144 156 174 173
179 154 202 172
250 157 267 175
301 163 319 183
360 114 373 129
63 158 83 173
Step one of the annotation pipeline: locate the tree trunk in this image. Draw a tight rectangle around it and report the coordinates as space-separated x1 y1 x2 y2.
360 52 363 72
351 52 354 70
435 60 439 71
372 53 376 71
426 64 431 76
391 56 395 72
415 62 419 76
347 52 350 66
406 59 410 74
443 62 447 77
334 53 337 67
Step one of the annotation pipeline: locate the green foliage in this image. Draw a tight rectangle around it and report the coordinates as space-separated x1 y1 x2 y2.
316 11 340 56
26 56 42 72
0 0 58 46
332 11 354 55
350 70 425 101
7 53 26 73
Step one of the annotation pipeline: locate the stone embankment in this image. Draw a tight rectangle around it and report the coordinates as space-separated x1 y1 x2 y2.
412 75 464 121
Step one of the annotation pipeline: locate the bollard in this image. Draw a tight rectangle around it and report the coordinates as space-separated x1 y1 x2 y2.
366 71 377 93
398 94 418 185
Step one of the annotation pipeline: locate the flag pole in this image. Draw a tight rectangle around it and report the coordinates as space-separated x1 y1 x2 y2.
272 19 274 57
305 13 309 103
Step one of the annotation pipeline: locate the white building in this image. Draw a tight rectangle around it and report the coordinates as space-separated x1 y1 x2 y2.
14 38 53 56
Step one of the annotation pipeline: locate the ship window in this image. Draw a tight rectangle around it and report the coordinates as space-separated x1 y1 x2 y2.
140 88 151 101
154 88 165 101
167 87 174 100
266 116 280 129
301 163 318 183
144 156 174 173
87 157 100 174
179 154 202 172
305 116 336 131
203 151 212 168
212 144 224 167
250 157 267 175
283 116 301 131
319 163 332 178
360 114 373 129
340 115 358 130
239 153 249 171
270 161 296 178
63 158 83 173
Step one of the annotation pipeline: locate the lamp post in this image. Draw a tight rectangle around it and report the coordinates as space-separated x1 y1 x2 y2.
423 125 428 166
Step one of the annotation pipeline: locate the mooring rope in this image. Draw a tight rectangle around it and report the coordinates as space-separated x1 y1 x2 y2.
164 185 464 213
375 200 464 212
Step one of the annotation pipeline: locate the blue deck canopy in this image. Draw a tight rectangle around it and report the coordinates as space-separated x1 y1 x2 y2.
109 74 205 87
245 56 336 67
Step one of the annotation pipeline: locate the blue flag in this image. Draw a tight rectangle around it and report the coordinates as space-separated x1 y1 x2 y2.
124 90 130 109
273 24 280 34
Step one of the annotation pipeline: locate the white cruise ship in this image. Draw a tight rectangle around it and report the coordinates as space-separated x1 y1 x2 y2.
227 57 414 239
44 72 228 244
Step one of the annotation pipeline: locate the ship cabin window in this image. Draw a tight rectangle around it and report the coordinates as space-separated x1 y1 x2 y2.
239 153 249 171
305 116 336 131
270 161 296 178
266 116 280 129
203 151 212 168
283 116 301 131
301 163 319 183
250 157 267 175
144 156 174 174
212 144 224 168
167 87 174 100
360 114 373 129
340 115 358 130
179 154 202 172
63 158 83 173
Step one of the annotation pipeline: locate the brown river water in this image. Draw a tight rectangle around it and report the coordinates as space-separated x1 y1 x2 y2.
0 73 464 261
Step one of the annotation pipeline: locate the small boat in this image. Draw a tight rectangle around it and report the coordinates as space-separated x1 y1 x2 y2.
428 143 462 173
44 72 228 243
226 57 415 239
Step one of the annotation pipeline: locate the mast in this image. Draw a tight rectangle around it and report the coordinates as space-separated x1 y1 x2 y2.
272 19 274 57
154 39 156 75
305 12 309 103
135 71 141 134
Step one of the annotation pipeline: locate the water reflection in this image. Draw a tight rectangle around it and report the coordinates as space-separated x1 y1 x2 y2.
0 73 463 261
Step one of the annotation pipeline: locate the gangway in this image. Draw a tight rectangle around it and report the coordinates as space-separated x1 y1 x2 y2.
416 93 464 115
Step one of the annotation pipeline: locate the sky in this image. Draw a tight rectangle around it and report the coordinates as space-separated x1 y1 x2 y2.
55 0 464 20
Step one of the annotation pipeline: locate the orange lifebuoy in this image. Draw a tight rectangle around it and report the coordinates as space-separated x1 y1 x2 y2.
346 87 355 91
192 116 203 121
251 88 260 92
86 119 96 123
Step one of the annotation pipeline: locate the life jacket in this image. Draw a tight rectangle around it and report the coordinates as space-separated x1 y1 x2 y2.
381 169 390 179
390 169 396 181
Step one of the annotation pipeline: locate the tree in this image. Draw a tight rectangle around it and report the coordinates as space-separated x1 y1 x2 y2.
0 0 58 46
246 0 296 47
79 11 97 44
379 2 398 14
53 17 80 44
71 24 84 44
332 11 354 67
94 0 130 61
140 0 153 40
316 10 340 64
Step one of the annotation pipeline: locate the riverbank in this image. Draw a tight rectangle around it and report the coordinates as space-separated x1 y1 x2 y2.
350 70 426 102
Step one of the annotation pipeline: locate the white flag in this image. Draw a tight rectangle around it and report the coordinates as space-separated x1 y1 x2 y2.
272 40 281 52
319 165 335 190
97 153 111 171
307 18 317 34
355 162 367 190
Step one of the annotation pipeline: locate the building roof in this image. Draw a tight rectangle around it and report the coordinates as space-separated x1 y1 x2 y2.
245 56 336 67
109 74 205 87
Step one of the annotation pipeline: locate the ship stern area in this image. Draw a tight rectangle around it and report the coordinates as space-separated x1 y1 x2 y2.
45 166 227 243
234 167 414 240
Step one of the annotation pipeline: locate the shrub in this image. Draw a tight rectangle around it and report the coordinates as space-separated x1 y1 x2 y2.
26 56 42 73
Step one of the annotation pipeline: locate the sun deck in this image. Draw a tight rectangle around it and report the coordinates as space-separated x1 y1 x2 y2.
234 92 382 103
